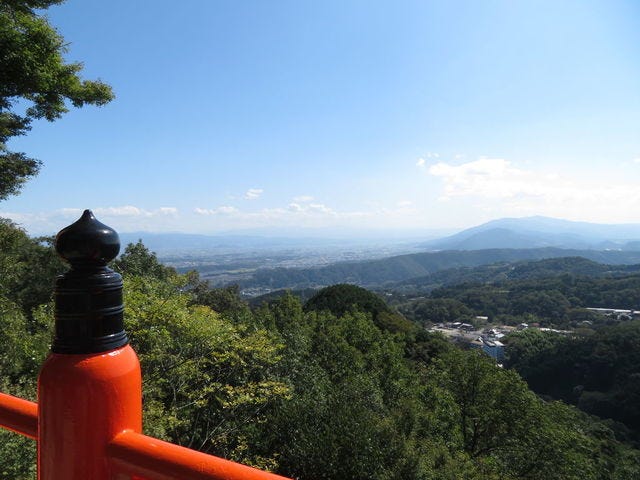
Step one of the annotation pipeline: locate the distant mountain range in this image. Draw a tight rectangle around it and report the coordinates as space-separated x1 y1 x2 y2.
124 215 640 292
240 247 640 291
121 216 640 254
421 216 640 251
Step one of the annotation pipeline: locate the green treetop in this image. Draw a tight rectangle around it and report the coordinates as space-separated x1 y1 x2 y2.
0 0 114 200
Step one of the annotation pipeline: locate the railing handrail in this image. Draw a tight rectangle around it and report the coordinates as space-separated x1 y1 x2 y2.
109 430 290 480
0 392 289 480
0 392 37 439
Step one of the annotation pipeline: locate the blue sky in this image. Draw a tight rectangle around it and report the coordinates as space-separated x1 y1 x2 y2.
3 0 640 235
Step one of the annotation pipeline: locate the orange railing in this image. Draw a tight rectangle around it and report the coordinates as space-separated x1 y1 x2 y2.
0 211 291 480
0 392 288 480
0 392 37 439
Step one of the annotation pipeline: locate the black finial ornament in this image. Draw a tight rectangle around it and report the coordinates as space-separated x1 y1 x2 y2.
53 210 128 354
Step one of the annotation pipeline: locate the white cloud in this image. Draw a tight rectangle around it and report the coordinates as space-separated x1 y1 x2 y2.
2 198 435 234
0 206 181 235
244 188 263 200
94 206 144 217
59 208 83 217
417 153 439 168
195 202 374 228
428 157 640 222
286 202 335 215
293 195 314 202
428 157 580 200
91 206 179 218
194 206 238 215
634 158 640 164
307 203 334 214
158 207 178 215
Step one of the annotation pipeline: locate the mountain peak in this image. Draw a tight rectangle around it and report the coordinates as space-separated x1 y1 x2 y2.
423 217 640 251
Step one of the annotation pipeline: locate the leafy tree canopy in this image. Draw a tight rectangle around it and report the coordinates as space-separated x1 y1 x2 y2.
0 0 113 200
0 218 65 315
304 283 390 318
113 240 176 281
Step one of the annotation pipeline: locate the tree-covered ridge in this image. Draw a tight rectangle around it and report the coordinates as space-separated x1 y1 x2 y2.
1 222 640 478
395 271 640 329
240 248 640 290
394 256 640 293
505 325 640 442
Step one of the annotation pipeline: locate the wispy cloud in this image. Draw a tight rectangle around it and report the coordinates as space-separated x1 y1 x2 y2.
428 157 640 222
244 188 263 200
293 195 314 202
288 203 336 215
2 199 433 234
417 152 439 168
194 206 238 215
196 202 373 227
90 206 178 217
1 206 180 234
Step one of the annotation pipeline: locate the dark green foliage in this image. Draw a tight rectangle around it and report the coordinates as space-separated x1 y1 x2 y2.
0 218 65 316
0 0 114 200
400 298 473 326
0 222 56 478
242 249 640 291
422 273 640 327
114 240 176 281
262 305 417 479
191 284 252 321
505 322 640 437
248 288 318 308
304 283 391 317
304 283 415 335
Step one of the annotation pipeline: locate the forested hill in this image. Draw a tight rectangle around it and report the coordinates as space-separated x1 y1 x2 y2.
240 247 640 290
392 256 640 293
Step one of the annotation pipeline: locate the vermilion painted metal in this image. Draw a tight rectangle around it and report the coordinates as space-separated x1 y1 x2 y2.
0 392 37 439
37 344 142 480
109 430 292 480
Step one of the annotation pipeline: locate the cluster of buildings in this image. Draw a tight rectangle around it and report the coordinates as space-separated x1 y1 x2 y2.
469 328 505 362
430 322 509 363
427 306 640 365
585 308 640 322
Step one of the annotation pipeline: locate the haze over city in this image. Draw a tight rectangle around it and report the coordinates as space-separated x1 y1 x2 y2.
2 0 640 235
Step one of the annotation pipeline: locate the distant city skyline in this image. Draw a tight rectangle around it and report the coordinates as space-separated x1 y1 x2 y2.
2 0 640 235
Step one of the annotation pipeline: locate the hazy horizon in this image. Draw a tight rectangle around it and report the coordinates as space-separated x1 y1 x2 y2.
10 213 640 242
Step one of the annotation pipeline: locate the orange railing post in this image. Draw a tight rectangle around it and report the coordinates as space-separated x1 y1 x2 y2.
37 210 142 480
0 210 291 480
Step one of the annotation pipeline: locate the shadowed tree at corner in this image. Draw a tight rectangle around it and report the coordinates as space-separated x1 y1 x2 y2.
0 0 114 201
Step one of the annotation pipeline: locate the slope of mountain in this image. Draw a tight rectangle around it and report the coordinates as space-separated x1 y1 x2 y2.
421 216 640 251
391 257 640 293
239 248 640 291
